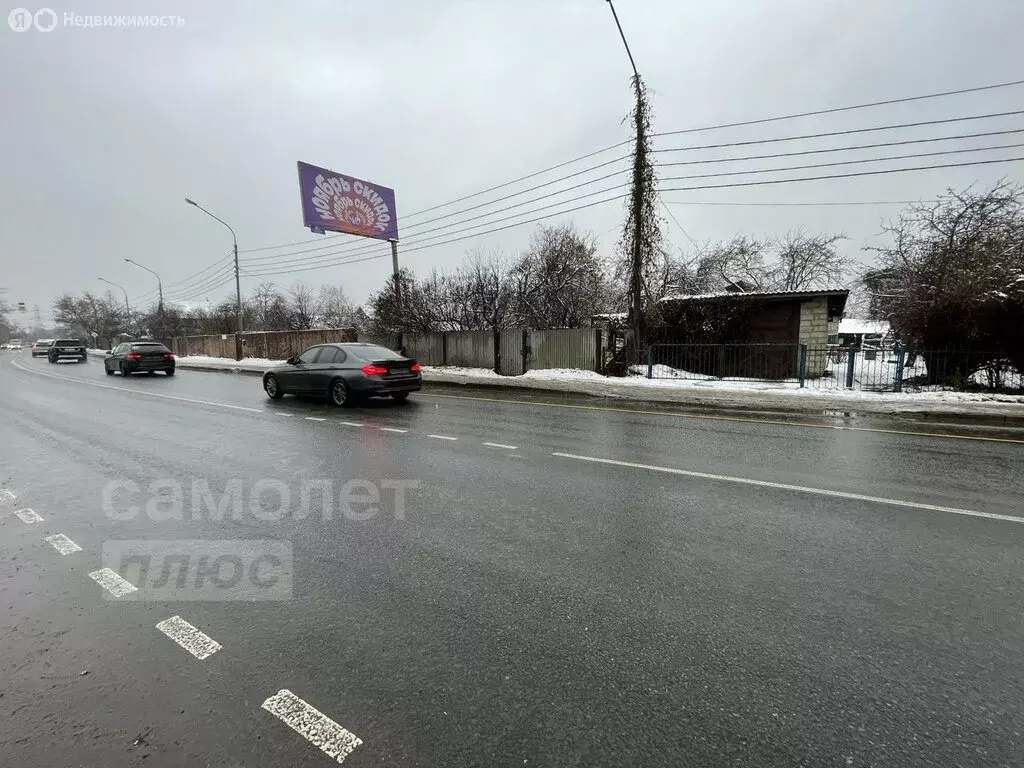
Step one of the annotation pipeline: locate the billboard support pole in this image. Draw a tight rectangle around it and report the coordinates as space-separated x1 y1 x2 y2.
390 239 402 314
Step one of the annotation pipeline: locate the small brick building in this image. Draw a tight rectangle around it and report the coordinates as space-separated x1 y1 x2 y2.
654 288 849 378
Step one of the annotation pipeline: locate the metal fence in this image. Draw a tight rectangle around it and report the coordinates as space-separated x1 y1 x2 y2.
644 343 1024 393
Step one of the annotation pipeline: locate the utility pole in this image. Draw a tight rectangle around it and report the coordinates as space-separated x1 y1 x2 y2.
390 239 402 314
186 198 243 360
605 0 647 362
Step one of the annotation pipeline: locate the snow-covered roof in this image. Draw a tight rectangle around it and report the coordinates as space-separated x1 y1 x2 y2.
660 288 849 303
838 318 889 335
591 312 628 320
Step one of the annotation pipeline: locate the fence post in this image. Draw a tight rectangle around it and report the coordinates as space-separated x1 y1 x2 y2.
594 328 603 373
493 327 501 375
441 331 448 366
893 344 905 392
521 329 529 374
716 344 725 379
798 344 807 388
646 345 654 379
845 345 858 389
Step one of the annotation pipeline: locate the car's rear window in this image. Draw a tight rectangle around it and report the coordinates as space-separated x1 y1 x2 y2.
132 344 168 352
347 344 404 360
54 340 82 346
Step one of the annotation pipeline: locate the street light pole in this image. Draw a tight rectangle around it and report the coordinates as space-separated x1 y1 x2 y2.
98 277 131 334
185 197 242 360
123 258 163 313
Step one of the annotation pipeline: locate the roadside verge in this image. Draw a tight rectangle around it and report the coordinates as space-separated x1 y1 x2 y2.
171 357 1024 426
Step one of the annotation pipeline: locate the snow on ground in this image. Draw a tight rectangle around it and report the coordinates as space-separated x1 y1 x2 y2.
169 355 1024 406
176 355 277 371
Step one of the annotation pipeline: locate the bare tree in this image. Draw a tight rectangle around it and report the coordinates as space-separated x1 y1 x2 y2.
287 282 321 329
771 231 849 291
869 181 1024 380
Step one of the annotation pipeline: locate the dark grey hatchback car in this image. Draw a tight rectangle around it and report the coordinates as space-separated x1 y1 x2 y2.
263 343 422 406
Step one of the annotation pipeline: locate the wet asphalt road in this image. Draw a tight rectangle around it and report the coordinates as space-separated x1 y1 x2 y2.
1 351 1023 767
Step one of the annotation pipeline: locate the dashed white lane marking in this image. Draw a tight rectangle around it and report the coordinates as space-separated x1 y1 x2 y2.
275 413 292 417
261 689 362 764
10 358 261 413
88 567 138 597
13 508 43 524
306 417 327 422
339 421 362 427
45 534 82 555
428 434 458 441
379 427 407 433
483 442 518 450
0 489 16 502
156 615 223 660
552 452 1021 523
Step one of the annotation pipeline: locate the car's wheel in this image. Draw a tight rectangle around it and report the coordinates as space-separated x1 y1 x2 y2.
165 368 175 377
147 370 156 376
105 365 114 376
391 392 409 402
329 378 350 407
120 363 130 377
48 357 55 364
264 374 284 400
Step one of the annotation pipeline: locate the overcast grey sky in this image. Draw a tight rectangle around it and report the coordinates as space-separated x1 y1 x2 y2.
3 0 1023 321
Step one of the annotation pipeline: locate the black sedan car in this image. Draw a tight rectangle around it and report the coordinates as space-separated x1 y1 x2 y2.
262 342 421 406
104 341 176 376
48 338 87 363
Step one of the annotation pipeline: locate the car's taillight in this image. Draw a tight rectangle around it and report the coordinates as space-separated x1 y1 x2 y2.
362 364 388 375
164 353 174 359
410 363 421 372
125 353 141 360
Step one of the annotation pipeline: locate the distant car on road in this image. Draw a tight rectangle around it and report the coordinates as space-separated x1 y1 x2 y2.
9 339 23 351
262 342 421 406
31 339 54 357
48 339 87 363
104 341 176 376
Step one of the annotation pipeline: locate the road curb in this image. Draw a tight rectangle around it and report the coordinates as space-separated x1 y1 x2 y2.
171 361 1024 427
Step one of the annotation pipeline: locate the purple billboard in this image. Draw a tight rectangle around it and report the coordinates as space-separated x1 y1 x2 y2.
297 161 399 241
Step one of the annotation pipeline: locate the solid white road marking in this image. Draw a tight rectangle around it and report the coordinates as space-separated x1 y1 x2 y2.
305 417 327 422
156 616 222 660
379 427 407 433
483 442 518 450
261 689 362 763
552 452 1022 524
339 421 362 427
88 567 138 597
10 358 261 413
13 508 43 524
0 489 16 502
428 434 458 441
45 534 82 555
275 413 291 417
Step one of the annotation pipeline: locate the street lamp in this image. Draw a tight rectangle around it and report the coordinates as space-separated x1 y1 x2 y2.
123 258 164 313
185 197 242 359
98 277 131 334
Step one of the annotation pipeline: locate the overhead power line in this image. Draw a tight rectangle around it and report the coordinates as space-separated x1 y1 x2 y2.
132 254 232 302
658 127 1024 168
652 78 1024 139
654 110 1024 155
659 142 1024 183
235 79 1024 256
659 155 1024 194
244 139 1022 273
662 200 930 207
240 155 1024 279
242 114 1024 267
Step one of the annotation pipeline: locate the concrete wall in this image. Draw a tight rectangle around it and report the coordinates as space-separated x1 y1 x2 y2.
798 298 830 377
